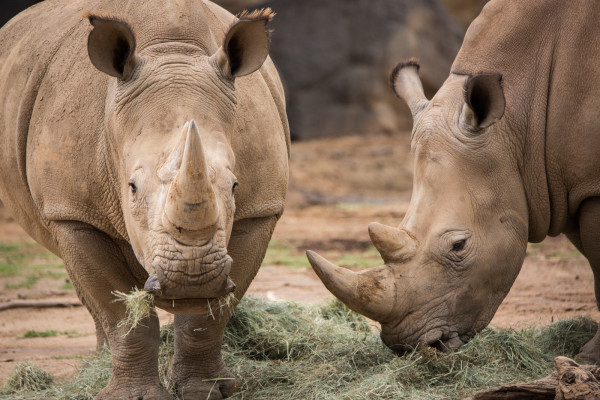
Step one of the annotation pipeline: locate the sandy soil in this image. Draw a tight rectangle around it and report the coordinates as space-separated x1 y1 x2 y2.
0 134 598 385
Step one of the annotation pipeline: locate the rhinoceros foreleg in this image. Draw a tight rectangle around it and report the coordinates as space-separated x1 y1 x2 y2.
574 197 600 364
168 215 279 400
51 222 171 400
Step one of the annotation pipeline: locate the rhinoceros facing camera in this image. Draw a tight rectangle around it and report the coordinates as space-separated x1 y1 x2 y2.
0 1 289 398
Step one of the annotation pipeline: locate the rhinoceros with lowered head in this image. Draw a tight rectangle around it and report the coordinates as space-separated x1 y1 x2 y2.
0 0 289 398
307 0 600 363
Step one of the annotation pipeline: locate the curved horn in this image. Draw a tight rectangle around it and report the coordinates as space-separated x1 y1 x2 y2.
164 120 218 231
390 59 429 120
306 250 396 322
368 223 416 263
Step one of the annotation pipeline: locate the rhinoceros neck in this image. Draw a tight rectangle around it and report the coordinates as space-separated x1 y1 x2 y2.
99 134 129 241
450 0 597 242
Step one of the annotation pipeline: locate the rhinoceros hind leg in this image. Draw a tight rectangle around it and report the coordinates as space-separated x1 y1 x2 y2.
168 215 279 399
51 222 171 400
575 197 600 364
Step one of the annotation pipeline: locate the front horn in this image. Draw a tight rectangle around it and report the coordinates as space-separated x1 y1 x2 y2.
306 250 396 323
164 120 219 232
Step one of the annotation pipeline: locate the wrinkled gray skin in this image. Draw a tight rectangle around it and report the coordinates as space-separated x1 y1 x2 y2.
307 0 600 363
0 1 289 399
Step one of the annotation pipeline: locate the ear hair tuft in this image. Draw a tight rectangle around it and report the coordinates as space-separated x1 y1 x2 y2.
236 7 276 22
83 11 137 36
221 8 275 51
390 58 420 97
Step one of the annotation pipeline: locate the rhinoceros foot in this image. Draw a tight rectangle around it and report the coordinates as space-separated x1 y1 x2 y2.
170 364 240 400
94 379 171 400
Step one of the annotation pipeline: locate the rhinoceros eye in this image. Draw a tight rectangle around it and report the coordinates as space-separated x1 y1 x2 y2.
128 182 137 194
232 182 238 194
452 239 466 252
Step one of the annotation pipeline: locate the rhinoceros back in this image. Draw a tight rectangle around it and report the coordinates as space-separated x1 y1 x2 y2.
0 0 90 254
451 0 600 237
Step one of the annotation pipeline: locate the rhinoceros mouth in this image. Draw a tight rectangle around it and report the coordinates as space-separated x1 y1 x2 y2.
381 320 474 354
146 229 234 299
152 294 235 315
434 332 473 352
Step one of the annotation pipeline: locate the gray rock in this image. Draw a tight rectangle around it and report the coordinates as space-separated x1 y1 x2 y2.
439 0 488 29
0 1 43 27
217 0 464 139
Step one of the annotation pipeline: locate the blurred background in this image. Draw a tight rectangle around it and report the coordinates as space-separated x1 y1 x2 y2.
1 0 485 141
1 0 597 384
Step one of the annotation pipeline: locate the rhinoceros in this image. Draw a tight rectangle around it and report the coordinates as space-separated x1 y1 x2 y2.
307 0 600 363
0 1 289 398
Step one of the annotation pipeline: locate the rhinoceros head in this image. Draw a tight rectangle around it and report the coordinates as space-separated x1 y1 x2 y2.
85 10 274 312
307 61 531 351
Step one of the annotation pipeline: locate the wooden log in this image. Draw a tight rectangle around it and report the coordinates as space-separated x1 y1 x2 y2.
472 358 600 400
472 374 558 400
0 299 82 311
555 356 600 400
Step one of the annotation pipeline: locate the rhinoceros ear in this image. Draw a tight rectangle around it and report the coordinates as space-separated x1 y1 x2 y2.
85 12 137 79
390 59 430 121
461 73 505 130
213 8 274 79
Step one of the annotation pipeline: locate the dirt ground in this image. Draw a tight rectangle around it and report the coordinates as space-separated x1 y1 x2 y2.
1 134 599 385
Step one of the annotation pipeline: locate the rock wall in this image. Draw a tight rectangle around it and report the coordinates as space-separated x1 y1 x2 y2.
0 1 43 27
2 1 465 140
439 0 488 29
217 0 464 139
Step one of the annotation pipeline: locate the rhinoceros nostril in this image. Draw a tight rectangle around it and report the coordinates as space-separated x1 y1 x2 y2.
460 334 471 343
225 276 236 293
435 332 466 352
144 274 161 294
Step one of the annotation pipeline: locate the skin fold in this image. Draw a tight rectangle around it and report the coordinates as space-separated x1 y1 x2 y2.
307 0 600 361
0 1 289 399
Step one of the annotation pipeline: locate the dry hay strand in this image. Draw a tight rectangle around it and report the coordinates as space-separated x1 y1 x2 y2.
112 288 155 336
59 346 113 399
206 292 239 320
3 362 54 393
4 297 598 400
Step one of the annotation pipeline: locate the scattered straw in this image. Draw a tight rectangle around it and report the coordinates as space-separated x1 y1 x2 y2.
207 292 239 320
218 292 238 314
4 362 53 393
3 297 597 400
112 288 155 336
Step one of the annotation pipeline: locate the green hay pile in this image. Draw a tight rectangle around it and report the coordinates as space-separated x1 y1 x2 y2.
1 296 597 400
3 362 53 393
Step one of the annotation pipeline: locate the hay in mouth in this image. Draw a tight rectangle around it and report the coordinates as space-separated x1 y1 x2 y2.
112 288 156 336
